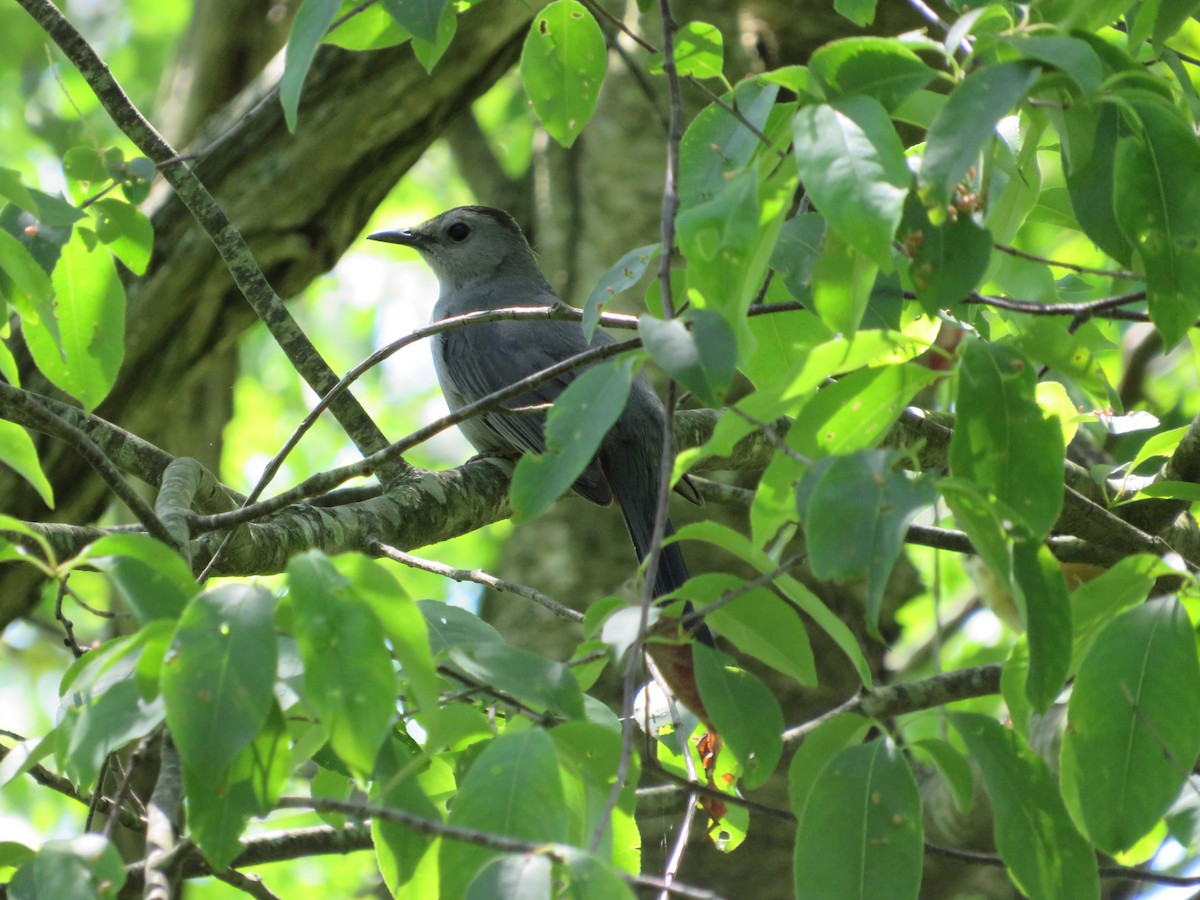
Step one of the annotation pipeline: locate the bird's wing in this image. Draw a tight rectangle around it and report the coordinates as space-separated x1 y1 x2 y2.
441 319 613 504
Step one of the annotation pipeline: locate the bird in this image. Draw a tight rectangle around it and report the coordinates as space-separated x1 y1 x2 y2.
369 205 712 718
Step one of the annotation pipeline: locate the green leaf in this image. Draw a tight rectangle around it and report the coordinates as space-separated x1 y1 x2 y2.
680 573 815 684
23 228 125 412
0 420 53 508
911 738 975 812
325 2 409 50
834 0 877 26
280 0 341 131
1012 539 1070 712
1061 597 1200 854
558 850 636 899
1061 103 1131 265
58 636 166 789
677 167 791 345
411 0 457 72
811 229 877 337
550 722 638 862
79 533 197 624
1069 554 1161 674
1031 0 1141 31
335 554 440 726
467 854 551 900
638 309 736 407
372 734 442 894
673 520 873 686
679 79 780 208
919 61 1040 209
787 713 871 815
951 712 1099 900
801 450 936 635
810 37 933 110
63 147 107 191
510 359 634 521
583 243 659 340
162 584 277 787
901 192 992 312
793 97 910 268
440 729 569 898
187 702 289 869
693 643 783 788
520 0 607 148
648 21 723 80
0 227 56 341
768 212 825 302
23 835 126 900
91 198 152 275
793 738 923 900
1113 93 1200 347
287 551 396 775
380 0 446 43
447 642 584 721
949 341 1064 540
1001 36 1102 95
939 477 1016 615
0 168 37 212
788 363 938 460
419 599 504 652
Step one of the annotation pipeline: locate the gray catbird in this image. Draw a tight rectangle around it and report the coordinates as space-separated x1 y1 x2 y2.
369 206 712 715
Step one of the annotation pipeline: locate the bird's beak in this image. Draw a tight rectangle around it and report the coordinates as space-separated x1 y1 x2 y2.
368 228 426 247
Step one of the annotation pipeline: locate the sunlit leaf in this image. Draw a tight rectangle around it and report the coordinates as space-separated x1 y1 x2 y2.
520 0 607 148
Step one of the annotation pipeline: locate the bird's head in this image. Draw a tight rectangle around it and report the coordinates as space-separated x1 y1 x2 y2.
368 206 545 294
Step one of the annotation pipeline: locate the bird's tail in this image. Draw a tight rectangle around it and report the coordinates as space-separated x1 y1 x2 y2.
610 486 711 715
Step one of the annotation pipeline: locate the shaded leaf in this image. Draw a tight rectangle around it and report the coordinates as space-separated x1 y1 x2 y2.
693 643 784 789
794 738 923 900
287 551 396 775
639 309 736 407
510 359 634 521
381 0 446 43
280 0 341 131
1113 93 1200 347
802 450 936 635
440 729 569 898
1012 539 1070 712
583 243 659 340
949 341 1064 540
1062 597 1200 854
952 712 1099 900
447 642 584 721
161 584 277 787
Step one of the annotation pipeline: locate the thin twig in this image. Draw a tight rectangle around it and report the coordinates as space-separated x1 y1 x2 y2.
370 540 583 622
993 243 1139 281
190 334 642 533
275 796 719 898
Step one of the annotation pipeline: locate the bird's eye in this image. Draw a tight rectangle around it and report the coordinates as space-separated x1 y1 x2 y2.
447 222 471 242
